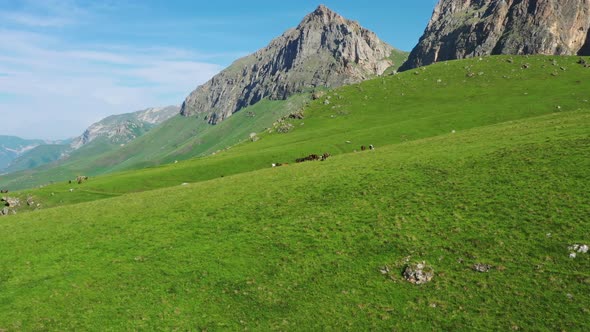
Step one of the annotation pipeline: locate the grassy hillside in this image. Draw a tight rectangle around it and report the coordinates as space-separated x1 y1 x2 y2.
0 108 588 330
7 55 589 209
384 49 410 74
98 93 310 171
0 95 309 190
3 55 588 191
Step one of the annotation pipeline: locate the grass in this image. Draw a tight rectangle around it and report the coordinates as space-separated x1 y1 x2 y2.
0 94 309 191
0 109 588 330
7 55 590 208
0 55 589 330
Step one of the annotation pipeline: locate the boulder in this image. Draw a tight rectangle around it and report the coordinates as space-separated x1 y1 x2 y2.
403 261 434 284
472 263 492 273
1 197 19 207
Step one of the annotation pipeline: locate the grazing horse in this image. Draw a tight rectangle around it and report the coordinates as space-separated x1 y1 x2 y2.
361 145 367 151
296 154 321 163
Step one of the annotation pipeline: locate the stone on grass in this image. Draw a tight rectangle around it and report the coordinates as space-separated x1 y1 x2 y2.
568 244 589 257
403 261 434 284
472 263 492 273
1 197 19 207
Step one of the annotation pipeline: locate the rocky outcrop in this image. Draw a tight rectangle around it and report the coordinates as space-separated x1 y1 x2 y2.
70 106 179 149
401 0 590 70
403 261 434 284
180 5 401 124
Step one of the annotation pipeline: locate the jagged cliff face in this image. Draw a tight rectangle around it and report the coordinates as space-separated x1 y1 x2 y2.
401 0 590 70
70 106 179 149
180 5 398 124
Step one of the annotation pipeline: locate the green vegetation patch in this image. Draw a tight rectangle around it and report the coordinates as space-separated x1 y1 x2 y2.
0 109 589 330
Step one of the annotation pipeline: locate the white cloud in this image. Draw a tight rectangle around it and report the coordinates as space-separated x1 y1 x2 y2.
0 27 223 139
0 12 74 27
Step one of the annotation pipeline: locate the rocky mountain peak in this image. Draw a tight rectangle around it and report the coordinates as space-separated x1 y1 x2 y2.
401 0 590 70
302 4 345 25
180 5 401 124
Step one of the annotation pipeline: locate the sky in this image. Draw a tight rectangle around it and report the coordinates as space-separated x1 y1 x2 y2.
0 0 438 140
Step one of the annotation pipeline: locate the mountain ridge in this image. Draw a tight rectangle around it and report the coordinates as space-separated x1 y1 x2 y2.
70 106 180 149
180 4 401 124
401 0 590 70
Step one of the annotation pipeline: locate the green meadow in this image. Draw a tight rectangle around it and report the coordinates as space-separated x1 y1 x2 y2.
0 56 589 330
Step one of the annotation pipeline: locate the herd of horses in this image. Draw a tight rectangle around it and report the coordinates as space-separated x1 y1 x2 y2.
275 145 374 167
295 152 331 163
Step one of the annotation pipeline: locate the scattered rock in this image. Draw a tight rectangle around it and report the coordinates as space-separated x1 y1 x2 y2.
1 197 19 207
312 91 325 100
288 111 304 120
276 123 294 134
1 207 8 216
323 99 331 105
472 263 492 273
569 244 589 254
403 261 434 284
26 196 34 206
76 175 89 184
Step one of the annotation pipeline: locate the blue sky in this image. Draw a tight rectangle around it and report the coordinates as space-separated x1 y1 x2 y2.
0 0 438 139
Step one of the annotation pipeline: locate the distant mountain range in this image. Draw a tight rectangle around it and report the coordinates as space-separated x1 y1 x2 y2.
0 5 406 189
0 136 69 173
4 1 590 189
70 106 180 149
0 106 178 175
